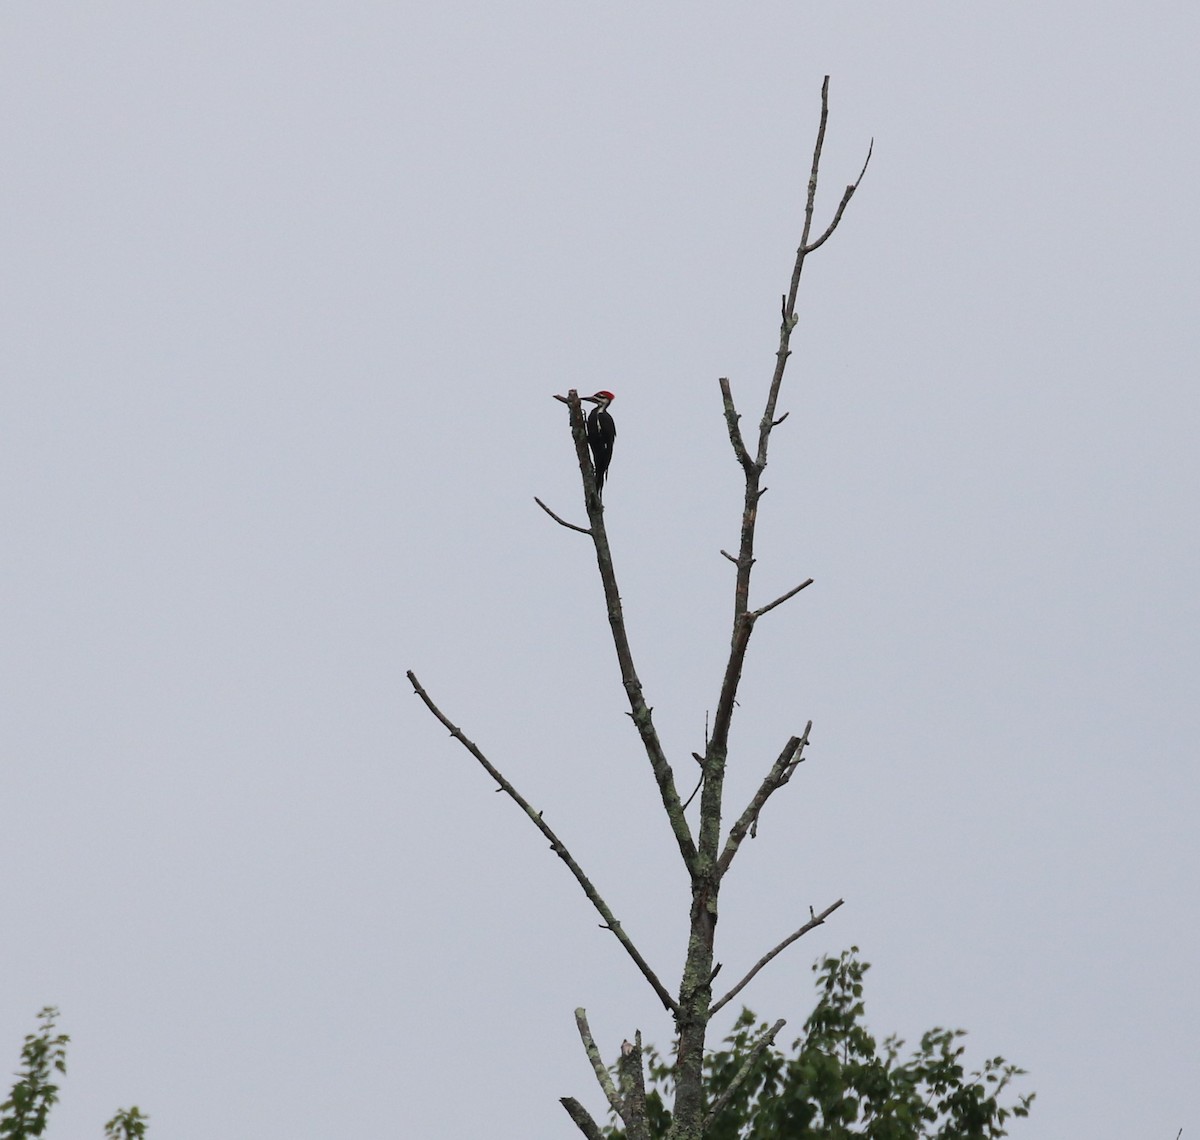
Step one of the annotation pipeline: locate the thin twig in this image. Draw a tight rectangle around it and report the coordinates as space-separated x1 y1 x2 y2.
407 670 679 1014
717 722 812 875
710 899 845 1015
702 1017 786 1129
574 1008 626 1123
534 496 592 535
559 1098 605 1140
750 578 814 619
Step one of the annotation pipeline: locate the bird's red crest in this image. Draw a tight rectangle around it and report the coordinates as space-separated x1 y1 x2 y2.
595 390 615 401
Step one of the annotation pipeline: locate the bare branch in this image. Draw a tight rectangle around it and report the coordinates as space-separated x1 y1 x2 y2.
559 1098 605 1140
702 1017 787 1129
719 549 739 564
803 138 874 255
792 75 831 290
760 76 869 465
706 613 754 756
534 496 592 535
719 377 755 473
699 83 833 839
717 722 812 876
558 390 700 876
407 670 678 1014
750 577 814 620
700 76 868 884
710 898 845 1015
574 1008 626 1123
617 1031 650 1140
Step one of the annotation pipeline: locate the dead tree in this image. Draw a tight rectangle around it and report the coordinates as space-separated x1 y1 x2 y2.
408 76 871 1140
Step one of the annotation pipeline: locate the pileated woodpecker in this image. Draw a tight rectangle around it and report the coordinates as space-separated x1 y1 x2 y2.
582 391 616 496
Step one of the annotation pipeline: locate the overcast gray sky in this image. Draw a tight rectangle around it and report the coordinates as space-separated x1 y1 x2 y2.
2 3 1197 1137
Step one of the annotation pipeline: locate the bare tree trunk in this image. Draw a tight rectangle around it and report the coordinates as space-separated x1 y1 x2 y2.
411 75 870 1139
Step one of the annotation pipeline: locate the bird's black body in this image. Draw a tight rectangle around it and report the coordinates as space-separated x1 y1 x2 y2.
583 391 616 496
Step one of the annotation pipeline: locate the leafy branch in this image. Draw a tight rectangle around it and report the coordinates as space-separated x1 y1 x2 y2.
1 1009 148 1140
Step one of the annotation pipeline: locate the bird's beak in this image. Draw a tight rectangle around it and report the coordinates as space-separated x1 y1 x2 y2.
581 395 599 404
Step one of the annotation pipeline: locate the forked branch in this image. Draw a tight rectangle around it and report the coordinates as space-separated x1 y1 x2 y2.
758 75 871 468
566 1014 649 1140
717 721 813 876
407 670 678 1014
705 76 869 874
803 138 874 255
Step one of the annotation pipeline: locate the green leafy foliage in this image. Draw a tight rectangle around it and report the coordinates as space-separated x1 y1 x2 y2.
0 1007 68 1140
606 949 1034 1139
104 1107 149 1140
2 1009 149 1139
